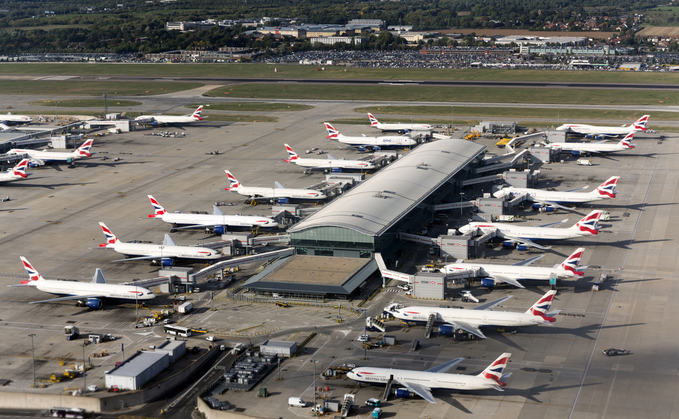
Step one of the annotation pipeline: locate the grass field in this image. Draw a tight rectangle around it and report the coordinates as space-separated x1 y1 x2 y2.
186 103 313 112
0 81 203 96
354 106 678 121
206 83 679 107
1 63 679 85
29 99 142 107
0 24 92 32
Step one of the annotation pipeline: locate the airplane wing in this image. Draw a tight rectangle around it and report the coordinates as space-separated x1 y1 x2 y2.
29 294 104 304
564 185 589 192
537 218 569 228
426 357 466 373
512 255 545 266
473 295 512 311
398 382 436 404
488 275 524 288
501 234 552 250
448 321 486 339
111 255 167 262
534 200 572 211
274 181 285 189
29 157 45 166
327 154 336 160
169 224 212 230
213 206 225 216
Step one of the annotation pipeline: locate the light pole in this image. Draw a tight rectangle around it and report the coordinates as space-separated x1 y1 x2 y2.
451 105 454 134
82 342 87 393
29 334 36 388
312 360 318 416
459 192 464 221
133 279 139 324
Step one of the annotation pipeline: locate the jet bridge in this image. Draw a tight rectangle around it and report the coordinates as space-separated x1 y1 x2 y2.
188 247 295 283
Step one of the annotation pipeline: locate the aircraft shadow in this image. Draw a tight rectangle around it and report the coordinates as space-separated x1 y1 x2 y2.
504 382 599 403
435 393 473 412
80 161 149 168
605 238 670 250
547 322 645 341
0 208 27 212
8 181 97 189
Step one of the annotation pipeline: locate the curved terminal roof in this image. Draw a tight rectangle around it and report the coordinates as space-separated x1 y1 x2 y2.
288 139 486 237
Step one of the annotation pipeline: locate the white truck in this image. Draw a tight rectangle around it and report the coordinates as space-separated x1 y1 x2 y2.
178 301 193 314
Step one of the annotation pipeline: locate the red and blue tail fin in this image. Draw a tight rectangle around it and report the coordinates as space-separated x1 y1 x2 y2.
76 139 94 157
573 210 603 235
368 113 379 126
98 222 118 247
11 159 29 178
619 132 635 149
632 115 649 131
478 352 511 387
559 248 586 276
324 122 340 139
192 105 204 120
224 170 241 190
147 195 167 218
19 256 44 284
525 290 558 322
596 176 620 198
283 144 299 162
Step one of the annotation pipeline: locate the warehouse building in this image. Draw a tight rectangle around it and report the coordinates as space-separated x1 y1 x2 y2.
156 339 187 363
105 350 172 390
260 340 297 358
288 139 486 260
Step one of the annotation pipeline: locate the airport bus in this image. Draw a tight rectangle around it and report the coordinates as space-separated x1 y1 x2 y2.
49 407 86 418
164 324 192 337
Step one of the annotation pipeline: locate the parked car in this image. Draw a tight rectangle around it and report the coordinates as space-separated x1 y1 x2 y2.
365 398 381 407
357 334 370 342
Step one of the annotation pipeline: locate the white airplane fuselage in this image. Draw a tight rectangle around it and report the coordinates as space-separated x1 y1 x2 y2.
7 149 88 162
336 134 416 148
228 186 326 200
547 142 631 153
33 279 155 301
495 188 608 205
0 172 26 182
292 157 375 171
460 222 586 241
372 122 432 132
136 115 201 124
392 306 543 328
555 124 639 136
347 367 497 392
157 212 277 228
1 114 33 124
103 242 222 260
441 263 576 281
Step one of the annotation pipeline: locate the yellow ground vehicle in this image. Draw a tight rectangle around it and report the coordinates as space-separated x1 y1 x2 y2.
495 137 513 148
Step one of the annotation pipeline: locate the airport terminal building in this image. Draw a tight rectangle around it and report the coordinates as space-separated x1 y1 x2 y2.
288 139 487 259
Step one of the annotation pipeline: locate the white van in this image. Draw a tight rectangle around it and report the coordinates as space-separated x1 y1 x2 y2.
288 397 307 407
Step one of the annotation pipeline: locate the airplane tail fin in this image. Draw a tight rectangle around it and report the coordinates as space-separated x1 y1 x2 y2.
595 176 620 198
632 115 649 131
224 170 241 190
323 122 341 139
558 248 586 277
19 256 44 284
98 222 119 246
75 139 94 157
525 290 558 323
11 159 29 178
572 210 603 235
619 132 635 149
283 144 299 162
478 352 512 388
367 113 379 126
92 268 108 284
147 195 167 218
191 105 204 120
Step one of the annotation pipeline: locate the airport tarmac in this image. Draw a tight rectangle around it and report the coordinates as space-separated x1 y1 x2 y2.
0 96 674 419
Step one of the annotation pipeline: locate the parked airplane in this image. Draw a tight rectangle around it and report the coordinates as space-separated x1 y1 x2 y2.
457 210 603 250
323 122 416 151
441 248 587 288
387 290 559 339
0 112 33 124
283 144 375 173
546 132 635 156
147 195 277 233
347 352 512 404
11 256 155 309
7 139 94 165
225 170 326 201
556 115 649 138
135 105 205 125
493 176 620 211
367 113 433 133
0 159 30 183
98 222 223 266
